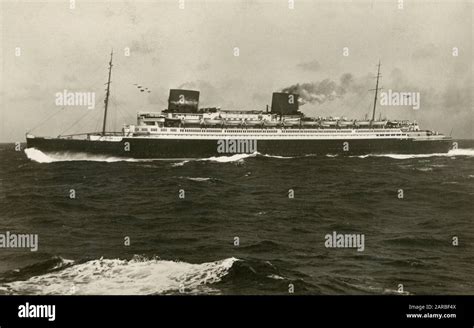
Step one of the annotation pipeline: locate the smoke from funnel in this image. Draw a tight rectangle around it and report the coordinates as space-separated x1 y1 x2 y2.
281 73 356 105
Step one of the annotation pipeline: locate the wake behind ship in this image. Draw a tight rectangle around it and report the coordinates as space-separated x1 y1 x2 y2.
26 54 453 159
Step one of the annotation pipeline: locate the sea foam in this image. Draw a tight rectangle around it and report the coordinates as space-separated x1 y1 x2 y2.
354 148 474 159
24 148 141 163
0 256 239 295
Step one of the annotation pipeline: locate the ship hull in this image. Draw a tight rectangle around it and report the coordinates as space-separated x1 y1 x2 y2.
26 136 454 159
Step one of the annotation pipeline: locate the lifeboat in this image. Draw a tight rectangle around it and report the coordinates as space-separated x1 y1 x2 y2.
371 121 388 127
338 121 353 127
204 118 223 126
321 120 337 126
182 118 201 125
263 120 279 127
223 119 243 126
386 121 401 128
164 117 182 127
282 119 301 127
302 121 319 127
355 121 371 126
245 120 263 127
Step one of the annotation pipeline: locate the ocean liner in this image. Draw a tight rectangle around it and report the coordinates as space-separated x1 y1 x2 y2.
26 53 453 159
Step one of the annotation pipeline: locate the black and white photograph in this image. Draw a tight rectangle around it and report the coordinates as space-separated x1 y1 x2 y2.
0 0 473 326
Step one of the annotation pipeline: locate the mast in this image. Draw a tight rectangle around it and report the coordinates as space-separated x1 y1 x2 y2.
370 60 382 125
102 50 113 136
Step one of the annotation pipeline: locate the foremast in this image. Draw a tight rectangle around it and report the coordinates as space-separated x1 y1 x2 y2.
370 60 382 126
102 50 113 136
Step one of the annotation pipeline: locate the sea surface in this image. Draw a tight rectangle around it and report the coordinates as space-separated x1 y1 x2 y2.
0 141 473 295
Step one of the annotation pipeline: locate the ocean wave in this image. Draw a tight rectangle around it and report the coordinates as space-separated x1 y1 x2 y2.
239 240 285 253
25 147 474 164
172 152 295 167
267 274 285 280
183 177 212 182
260 153 294 159
172 160 190 167
171 152 257 166
25 148 263 166
201 153 258 162
0 256 239 295
24 148 143 163
415 167 433 172
25 148 190 164
353 148 474 159
346 283 412 295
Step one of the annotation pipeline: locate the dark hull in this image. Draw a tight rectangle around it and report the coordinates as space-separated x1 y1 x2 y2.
26 136 454 159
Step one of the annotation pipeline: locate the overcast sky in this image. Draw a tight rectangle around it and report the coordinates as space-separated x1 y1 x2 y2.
1 0 472 141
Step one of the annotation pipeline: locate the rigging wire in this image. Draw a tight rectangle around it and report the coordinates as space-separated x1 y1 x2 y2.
111 97 136 126
93 94 106 132
110 98 121 132
58 109 95 136
113 98 117 131
27 107 65 133
59 91 106 136
81 107 102 133
23 57 113 138
93 109 101 132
